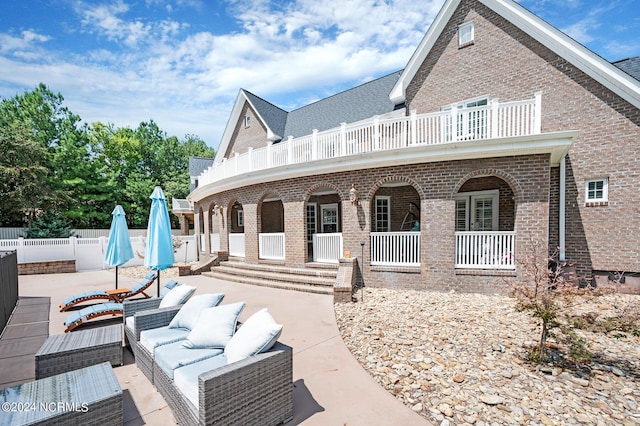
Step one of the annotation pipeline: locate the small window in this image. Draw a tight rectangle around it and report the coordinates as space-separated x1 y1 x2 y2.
244 115 251 128
375 196 390 232
458 22 474 47
585 178 608 205
237 210 244 227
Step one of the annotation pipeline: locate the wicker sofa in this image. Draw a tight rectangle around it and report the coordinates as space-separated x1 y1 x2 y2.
126 300 293 425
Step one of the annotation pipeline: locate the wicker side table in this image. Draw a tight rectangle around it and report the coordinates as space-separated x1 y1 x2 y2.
35 324 123 379
0 362 122 425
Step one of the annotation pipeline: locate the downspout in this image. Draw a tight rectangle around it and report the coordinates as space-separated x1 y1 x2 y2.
559 156 566 261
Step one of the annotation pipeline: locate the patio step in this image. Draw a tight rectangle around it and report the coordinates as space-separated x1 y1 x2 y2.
201 261 337 295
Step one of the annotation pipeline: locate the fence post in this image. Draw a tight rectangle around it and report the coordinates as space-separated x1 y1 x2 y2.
373 116 380 150
247 147 253 172
99 236 108 269
287 137 292 165
410 110 417 145
17 237 25 263
312 129 318 160
534 91 542 134
267 142 272 168
340 122 347 155
491 99 499 139
69 236 78 271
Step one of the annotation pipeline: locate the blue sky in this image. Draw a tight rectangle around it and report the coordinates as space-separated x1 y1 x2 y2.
1 0 638 150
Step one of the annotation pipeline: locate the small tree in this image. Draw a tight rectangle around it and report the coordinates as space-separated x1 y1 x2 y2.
508 238 614 363
24 213 74 238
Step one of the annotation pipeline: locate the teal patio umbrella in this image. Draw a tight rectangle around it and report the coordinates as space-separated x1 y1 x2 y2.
144 186 175 297
104 205 134 289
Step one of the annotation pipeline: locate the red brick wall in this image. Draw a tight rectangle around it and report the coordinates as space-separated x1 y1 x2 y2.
224 102 270 158
196 153 549 293
405 0 640 278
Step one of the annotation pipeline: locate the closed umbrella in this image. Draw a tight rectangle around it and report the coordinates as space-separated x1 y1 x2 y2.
104 205 134 289
144 186 175 297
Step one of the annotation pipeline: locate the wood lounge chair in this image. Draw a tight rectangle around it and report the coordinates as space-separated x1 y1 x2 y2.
63 281 194 332
59 272 158 312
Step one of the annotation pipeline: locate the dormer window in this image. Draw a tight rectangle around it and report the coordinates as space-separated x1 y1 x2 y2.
244 115 251 128
458 21 474 47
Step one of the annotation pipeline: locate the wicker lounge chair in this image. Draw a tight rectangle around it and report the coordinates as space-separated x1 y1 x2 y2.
64 280 193 332
59 272 158 312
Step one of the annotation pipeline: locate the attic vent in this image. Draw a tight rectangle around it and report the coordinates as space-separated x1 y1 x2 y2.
458 21 474 47
244 115 251 128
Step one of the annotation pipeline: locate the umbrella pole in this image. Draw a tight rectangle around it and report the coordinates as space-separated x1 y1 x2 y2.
157 270 161 298
115 265 118 289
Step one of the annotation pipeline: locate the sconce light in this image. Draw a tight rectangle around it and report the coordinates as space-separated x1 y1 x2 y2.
213 204 220 215
349 184 359 206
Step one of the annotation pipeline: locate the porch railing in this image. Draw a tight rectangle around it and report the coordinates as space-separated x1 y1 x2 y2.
228 233 245 258
259 233 285 260
312 233 343 264
210 233 220 253
455 231 516 269
199 94 541 186
200 234 206 252
370 232 421 267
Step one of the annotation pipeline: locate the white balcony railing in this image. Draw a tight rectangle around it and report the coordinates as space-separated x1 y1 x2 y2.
312 233 343 264
455 231 516 269
370 232 421 267
259 233 285 260
229 233 245 258
199 94 541 186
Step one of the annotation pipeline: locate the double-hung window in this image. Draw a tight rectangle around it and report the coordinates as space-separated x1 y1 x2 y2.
375 196 390 232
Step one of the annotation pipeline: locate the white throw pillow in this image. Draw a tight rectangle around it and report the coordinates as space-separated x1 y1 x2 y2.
181 302 246 349
168 293 225 330
159 284 196 309
224 308 283 364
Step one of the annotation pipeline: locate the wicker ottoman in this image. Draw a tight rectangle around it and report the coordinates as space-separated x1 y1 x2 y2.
0 362 122 425
35 324 123 379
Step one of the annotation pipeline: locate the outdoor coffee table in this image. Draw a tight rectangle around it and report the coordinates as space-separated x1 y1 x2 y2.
35 324 123 379
0 362 122 425
105 287 131 303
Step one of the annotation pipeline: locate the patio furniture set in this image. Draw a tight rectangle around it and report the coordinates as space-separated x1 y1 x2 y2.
1 279 294 425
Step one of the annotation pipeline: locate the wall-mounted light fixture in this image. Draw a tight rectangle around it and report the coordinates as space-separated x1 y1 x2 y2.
213 204 220 215
349 184 359 206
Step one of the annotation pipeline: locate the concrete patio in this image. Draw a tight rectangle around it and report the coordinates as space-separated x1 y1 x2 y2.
1 270 428 425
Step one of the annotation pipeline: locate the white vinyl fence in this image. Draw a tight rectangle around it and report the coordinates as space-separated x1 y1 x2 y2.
0 235 198 271
0 228 190 240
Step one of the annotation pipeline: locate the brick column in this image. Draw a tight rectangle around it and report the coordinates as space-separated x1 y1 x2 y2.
243 203 258 262
283 201 305 266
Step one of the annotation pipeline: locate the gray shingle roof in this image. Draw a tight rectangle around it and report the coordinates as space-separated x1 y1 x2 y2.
243 90 288 139
613 56 640 81
282 71 403 139
189 156 214 177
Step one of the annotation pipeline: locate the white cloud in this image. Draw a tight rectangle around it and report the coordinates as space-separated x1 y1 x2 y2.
1 0 444 148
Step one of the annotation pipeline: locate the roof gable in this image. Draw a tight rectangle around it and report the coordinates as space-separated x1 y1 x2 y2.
390 0 640 109
215 89 287 164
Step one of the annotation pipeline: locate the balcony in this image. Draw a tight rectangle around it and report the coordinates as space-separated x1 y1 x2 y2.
198 94 542 187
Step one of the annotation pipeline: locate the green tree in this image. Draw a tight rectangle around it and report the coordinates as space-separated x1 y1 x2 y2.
0 119 49 226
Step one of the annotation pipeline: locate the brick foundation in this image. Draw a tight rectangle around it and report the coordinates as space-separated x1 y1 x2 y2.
18 260 76 275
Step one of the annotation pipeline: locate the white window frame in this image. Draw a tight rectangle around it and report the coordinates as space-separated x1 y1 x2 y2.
244 115 251 128
455 190 499 231
458 21 474 47
237 210 244 227
375 196 391 232
320 203 338 233
306 203 317 242
585 178 608 203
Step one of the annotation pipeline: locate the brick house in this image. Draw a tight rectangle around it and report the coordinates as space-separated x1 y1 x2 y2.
187 0 640 294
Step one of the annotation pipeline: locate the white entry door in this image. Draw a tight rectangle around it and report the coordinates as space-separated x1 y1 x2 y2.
456 191 498 231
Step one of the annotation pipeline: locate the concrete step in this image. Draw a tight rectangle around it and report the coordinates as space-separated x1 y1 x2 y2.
201 269 334 295
201 260 337 295
221 261 338 279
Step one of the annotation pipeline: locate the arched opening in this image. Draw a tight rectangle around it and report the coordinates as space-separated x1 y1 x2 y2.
369 182 421 266
228 200 245 257
306 187 342 263
198 206 205 252
455 176 516 269
259 195 285 260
